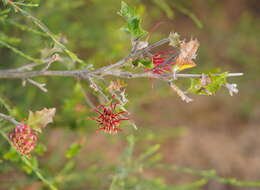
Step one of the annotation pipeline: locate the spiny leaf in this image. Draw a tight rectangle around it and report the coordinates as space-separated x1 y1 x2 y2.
188 72 228 95
118 1 136 18
206 73 228 93
118 1 147 39
27 108 56 133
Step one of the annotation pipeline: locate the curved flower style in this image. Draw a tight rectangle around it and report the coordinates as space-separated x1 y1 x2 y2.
151 51 176 74
9 124 37 157
91 102 129 134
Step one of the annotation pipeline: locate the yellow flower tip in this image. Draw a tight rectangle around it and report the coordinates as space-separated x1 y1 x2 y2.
175 58 196 71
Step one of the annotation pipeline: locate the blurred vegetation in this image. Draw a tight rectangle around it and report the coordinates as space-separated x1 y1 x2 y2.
0 0 260 190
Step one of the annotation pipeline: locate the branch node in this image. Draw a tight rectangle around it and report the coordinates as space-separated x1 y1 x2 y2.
25 79 48 92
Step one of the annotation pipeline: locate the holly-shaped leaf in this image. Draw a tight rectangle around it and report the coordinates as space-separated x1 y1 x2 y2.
118 1 147 39
206 72 228 93
119 1 135 18
188 72 228 95
132 59 153 68
27 108 56 133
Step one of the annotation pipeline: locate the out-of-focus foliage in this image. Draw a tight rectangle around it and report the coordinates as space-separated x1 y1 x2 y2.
0 0 260 190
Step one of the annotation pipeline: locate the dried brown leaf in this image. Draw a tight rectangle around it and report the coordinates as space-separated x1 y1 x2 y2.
27 108 56 133
176 39 199 71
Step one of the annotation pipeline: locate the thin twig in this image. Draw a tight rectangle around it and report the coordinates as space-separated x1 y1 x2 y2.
102 71 244 79
0 113 20 125
86 77 109 103
78 82 96 108
26 79 48 92
168 81 193 103
93 38 170 73
41 54 60 72
4 55 60 73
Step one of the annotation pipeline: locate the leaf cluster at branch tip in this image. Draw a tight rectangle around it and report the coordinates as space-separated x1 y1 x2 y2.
118 1 147 39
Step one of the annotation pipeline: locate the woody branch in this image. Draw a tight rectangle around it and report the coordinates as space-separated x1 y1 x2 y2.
0 38 243 80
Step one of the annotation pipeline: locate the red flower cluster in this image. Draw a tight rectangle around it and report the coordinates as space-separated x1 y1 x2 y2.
9 124 37 157
151 51 176 74
92 102 129 134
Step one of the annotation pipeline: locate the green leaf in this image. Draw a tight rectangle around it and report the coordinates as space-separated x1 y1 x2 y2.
163 165 260 187
118 1 147 39
118 1 135 18
0 32 21 45
188 72 228 95
206 72 228 93
132 59 153 68
0 8 10 16
122 134 135 161
60 160 75 174
14 2 39 7
2 0 8 6
3 148 20 162
65 141 83 159
138 144 160 161
34 143 47 156
21 156 38 174
0 39 42 63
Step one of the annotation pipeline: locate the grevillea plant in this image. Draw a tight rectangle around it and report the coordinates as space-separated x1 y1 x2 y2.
91 102 129 134
9 123 37 156
0 1 253 190
7 108 56 157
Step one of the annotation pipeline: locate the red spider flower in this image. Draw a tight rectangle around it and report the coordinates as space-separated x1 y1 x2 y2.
9 124 37 157
150 51 176 74
91 102 129 134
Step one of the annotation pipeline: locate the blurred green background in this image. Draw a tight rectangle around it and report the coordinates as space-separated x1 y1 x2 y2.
0 0 260 189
